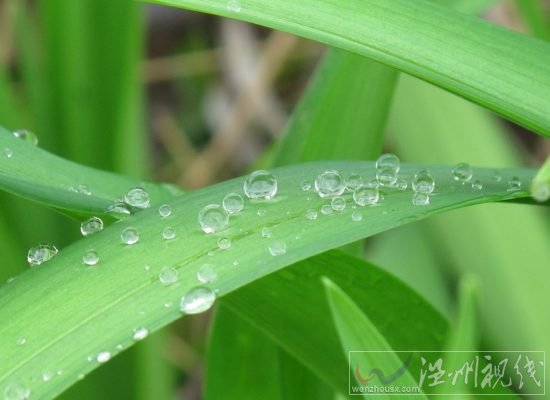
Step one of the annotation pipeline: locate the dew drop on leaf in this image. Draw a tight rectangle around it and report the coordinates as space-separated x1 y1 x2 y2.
80 217 104 237
305 209 318 220
197 264 217 283
180 287 216 314
3 148 13 158
507 176 522 192
3 382 30 400
222 193 244 214
217 237 231 250
83 250 99 266
353 186 379 206
27 244 58 267
268 241 287 256
162 227 176 240
412 192 430 206
314 170 345 198
472 180 483 190
261 227 272 238
331 196 346 211
198 204 229 234
132 327 149 341
159 266 179 285
121 227 139 245
124 187 150 209
243 170 277 200
412 169 435 194
452 162 473 182
13 129 38 146
96 351 111 363
158 204 172 218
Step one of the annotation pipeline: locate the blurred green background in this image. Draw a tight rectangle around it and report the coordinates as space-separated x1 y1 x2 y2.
0 0 548 398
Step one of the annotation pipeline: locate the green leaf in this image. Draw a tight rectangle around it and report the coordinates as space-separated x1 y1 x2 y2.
515 0 550 41
0 128 179 219
148 0 550 136
322 277 427 399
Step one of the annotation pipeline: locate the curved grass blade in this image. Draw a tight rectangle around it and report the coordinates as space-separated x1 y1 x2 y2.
149 0 550 136
0 127 180 219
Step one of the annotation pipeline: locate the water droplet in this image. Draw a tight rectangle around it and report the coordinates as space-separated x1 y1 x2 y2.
77 373 85 380
106 200 132 218
121 227 139 245
532 182 550 202
96 351 111 363
268 241 287 256
144 264 151 271
507 176 522 192
412 192 430 206
3 148 13 158
159 204 172 218
376 153 400 186
162 227 176 240
197 264 217 283
352 211 363 222
346 173 364 191
3 383 30 400
27 244 58 267
320 204 333 215
261 227 272 238
300 180 311 191
132 327 149 341
315 170 345 198
331 196 346 211
305 209 318 220
159 266 179 285
124 187 150 208
180 287 216 314
217 237 231 250
13 129 38 146
376 168 398 186
223 193 244 214
42 372 53 382
412 169 435 194
365 178 379 189
83 250 99 266
452 162 473 182
493 173 502 182
80 216 104 236
353 186 379 206
243 170 277 200
77 184 91 196
16 337 26 346
198 204 229 234
396 178 408 191
227 0 241 12
471 180 483 190
164 301 173 308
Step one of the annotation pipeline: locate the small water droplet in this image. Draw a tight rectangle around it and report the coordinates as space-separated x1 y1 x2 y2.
300 180 311 191
106 200 132 218
16 337 26 346
3 383 30 400
452 162 473 182
217 237 231 250
144 264 151 271
233 260 239 266
352 211 363 222
121 227 139 245
96 351 111 363
77 373 85 380
132 327 149 341
396 178 408 191
331 196 346 211
305 209 318 220
197 264 217 283
42 372 53 382
198 204 229 234
320 204 333 215
159 204 172 218
353 186 379 206
164 301 173 308
124 187 150 208
180 286 216 314
376 153 400 186
256 209 266 217
83 250 99 266
3 148 13 158
412 169 435 194
244 170 277 200
13 129 38 146
227 0 241 12
159 266 179 285
507 176 522 192
412 192 430 206
345 173 364 191
261 227 272 238
27 244 58 267
471 180 483 190
268 241 287 256
223 193 244 214
315 170 345 198
162 227 176 240
493 173 502 182
80 216 104 236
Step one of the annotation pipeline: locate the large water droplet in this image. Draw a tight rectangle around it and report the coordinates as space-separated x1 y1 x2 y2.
346 173 364 191
197 264 217 283
159 266 179 285
198 204 229 234
80 217 104 237
83 250 99 266
243 170 277 200
121 227 139 245
353 186 379 206
452 162 473 182
412 169 435 194
180 287 216 314
331 196 346 211
305 209 318 220
315 170 345 198
13 129 38 146
268 241 287 256
162 227 176 240
132 327 149 341
3 383 30 400
222 193 244 214
96 351 111 363
158 204 172 218
376 153 400 172
412 192 430 206
27 244 58 267
507 176 522 192
217 237 231 250
124 187 150 209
